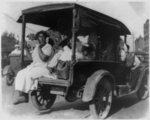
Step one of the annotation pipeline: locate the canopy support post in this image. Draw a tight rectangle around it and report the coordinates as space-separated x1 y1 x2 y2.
71 8 76 61
21 14 26 68
124 35 127 44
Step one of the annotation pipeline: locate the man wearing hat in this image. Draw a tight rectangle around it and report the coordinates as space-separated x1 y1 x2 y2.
119 40 141 89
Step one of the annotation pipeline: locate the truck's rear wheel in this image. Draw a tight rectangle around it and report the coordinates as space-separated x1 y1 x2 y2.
89 78 112 119
31 84 56 111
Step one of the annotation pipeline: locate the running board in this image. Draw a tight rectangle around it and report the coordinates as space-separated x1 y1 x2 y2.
50 86 66 96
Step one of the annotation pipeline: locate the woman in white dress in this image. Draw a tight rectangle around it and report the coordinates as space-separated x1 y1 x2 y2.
13 31 53 105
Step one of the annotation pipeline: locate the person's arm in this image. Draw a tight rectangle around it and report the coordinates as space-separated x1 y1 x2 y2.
24 42 32 60
47 50 63 68
131 55 141 70
38 46 50 62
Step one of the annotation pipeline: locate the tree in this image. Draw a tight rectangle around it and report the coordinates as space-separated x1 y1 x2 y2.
1 31 17 53
1 31 17 67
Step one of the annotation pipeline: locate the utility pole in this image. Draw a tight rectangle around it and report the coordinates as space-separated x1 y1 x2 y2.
132 33 134 52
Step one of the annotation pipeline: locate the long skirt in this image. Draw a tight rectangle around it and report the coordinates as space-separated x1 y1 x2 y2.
15 63 49 93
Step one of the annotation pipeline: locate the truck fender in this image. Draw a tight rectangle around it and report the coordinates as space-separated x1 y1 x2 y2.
82 70 115 102
2 65 13 76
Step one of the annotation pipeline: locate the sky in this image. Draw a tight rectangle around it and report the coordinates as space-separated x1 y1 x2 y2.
0 0 149 50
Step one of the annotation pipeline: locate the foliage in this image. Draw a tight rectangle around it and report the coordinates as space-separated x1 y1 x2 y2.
27 33 35 40
1 31 17 53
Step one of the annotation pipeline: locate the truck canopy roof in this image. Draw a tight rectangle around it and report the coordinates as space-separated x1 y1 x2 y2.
17 3 130 35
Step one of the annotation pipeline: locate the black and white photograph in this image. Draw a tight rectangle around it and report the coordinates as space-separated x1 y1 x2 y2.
1 0 149 119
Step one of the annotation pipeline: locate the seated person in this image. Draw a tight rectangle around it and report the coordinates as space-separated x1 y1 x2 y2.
48 35 76 66
119 42 141 88
13 31 53 105
119 43 141 70
48 30 62 51
47 35 95 79
54 34 91 61
82 43 95 60
46 37 71 79
47 36 84 77
77 35 95 60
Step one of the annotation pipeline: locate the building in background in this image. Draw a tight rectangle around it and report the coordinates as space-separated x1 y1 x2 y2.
135 35 144 52
135 19 149 53
143 19 149 53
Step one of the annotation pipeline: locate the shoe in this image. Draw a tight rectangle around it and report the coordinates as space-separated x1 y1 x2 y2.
13 91 29 105
38 106 48 111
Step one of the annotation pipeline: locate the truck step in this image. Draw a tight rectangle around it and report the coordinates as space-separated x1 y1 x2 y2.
116 85 131 96
50 90 64 96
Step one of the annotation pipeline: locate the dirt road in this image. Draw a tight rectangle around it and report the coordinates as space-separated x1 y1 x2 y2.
1 77 149 119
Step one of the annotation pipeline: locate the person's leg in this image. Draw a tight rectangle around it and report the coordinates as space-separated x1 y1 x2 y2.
14 63 34 91
15 69 26 92
24 66 51 92
14 65 50 105
13 68 29 105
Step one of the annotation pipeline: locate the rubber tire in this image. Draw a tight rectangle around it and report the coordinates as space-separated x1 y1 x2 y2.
6 73 14 86
89 78 113 119
31 90 56 111
137 70 149 100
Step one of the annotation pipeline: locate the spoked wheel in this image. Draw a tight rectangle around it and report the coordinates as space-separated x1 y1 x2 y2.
137 70 149 100
89 78 113 119
31 84 56 111
6 73 14 86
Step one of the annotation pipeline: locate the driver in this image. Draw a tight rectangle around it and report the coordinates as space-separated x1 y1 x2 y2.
13 31 53 105
119 41 141 88
119 43 141 70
